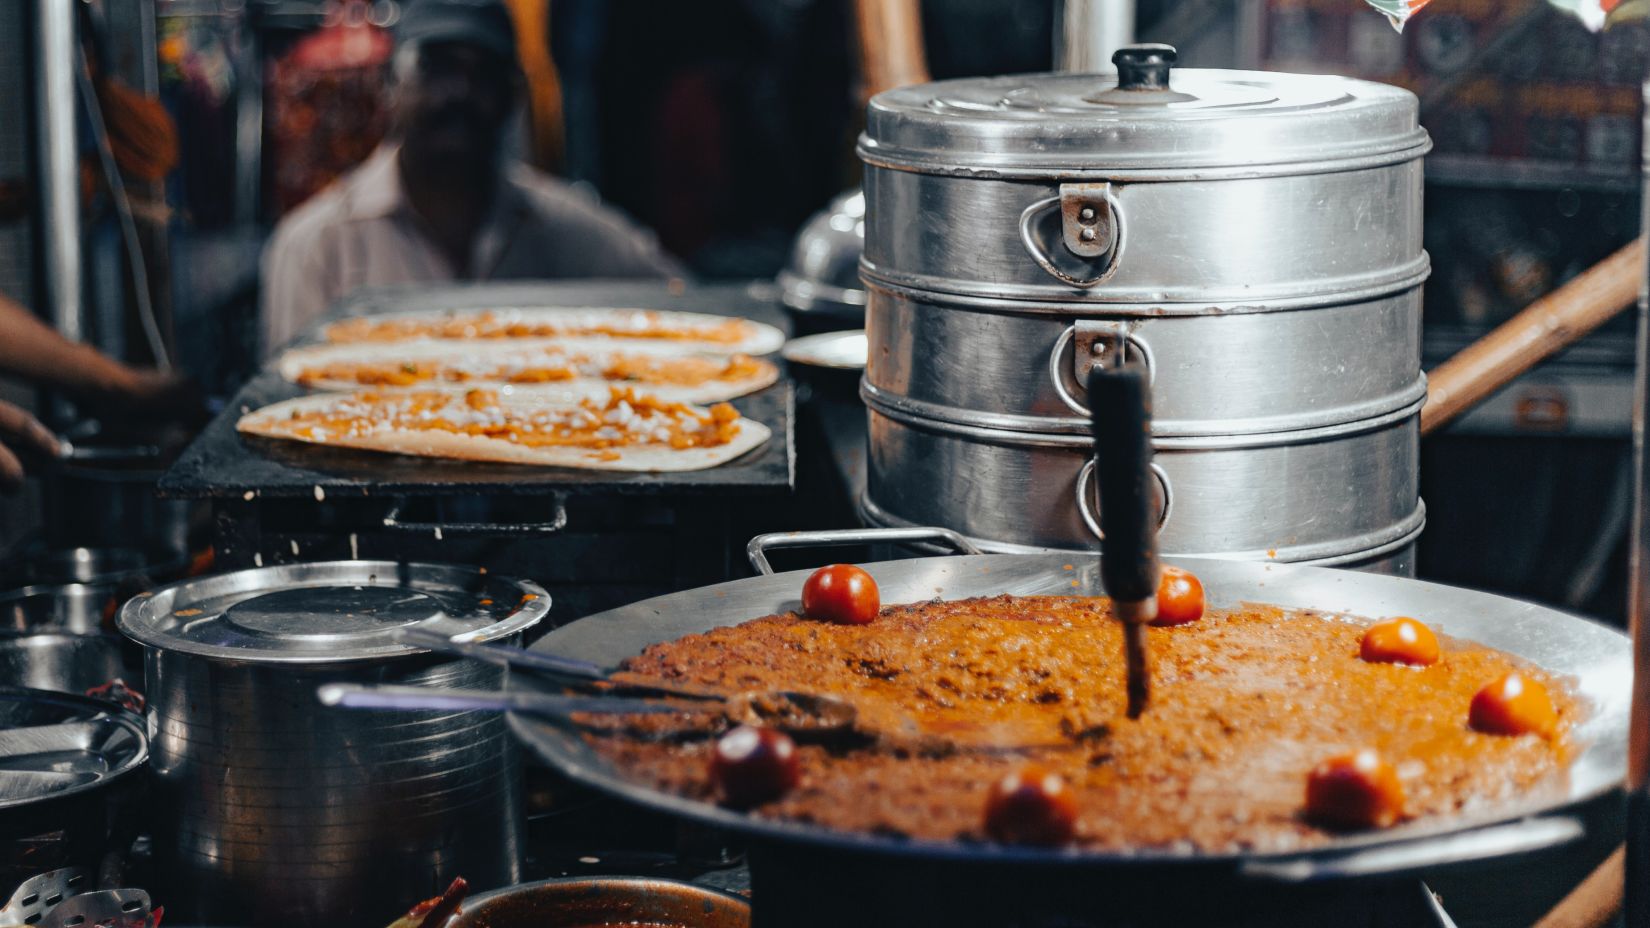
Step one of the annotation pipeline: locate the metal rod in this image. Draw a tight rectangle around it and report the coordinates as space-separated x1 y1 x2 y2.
1054 0 1135 73
33 0 82 344
1624 79 1650 928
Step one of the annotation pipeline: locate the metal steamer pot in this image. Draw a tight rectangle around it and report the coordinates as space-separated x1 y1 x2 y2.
856 46 1430 565
116 561 547 928
507 530 1629 927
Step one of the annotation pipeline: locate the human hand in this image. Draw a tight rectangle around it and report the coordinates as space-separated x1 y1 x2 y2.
0 399 60 493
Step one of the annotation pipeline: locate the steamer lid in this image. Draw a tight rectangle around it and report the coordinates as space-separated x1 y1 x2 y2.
860 45 1428 176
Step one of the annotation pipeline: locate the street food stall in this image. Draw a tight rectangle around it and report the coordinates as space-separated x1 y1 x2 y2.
2 0 1650 926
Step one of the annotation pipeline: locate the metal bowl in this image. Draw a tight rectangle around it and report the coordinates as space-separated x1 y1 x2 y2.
0 583 118 635
450 877 750 928
0 634 124 697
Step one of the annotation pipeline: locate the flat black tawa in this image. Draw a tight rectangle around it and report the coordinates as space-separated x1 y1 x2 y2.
160 281 796 501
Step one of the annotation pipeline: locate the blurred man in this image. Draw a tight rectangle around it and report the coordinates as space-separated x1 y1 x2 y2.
0 293 200 492
260 0 682 355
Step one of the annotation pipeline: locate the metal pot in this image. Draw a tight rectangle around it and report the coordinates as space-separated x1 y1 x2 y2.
117 561 548 928
0 583 120 635
0 635 124 697
777 190 867 335
0 584 127 697
855 46 1429 559
450 877 751 928
0 687 147 897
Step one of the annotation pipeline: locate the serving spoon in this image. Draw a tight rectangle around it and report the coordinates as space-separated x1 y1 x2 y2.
322 627 863 741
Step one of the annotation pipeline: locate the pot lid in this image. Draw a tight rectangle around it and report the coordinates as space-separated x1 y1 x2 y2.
859 45 1428 175
777 190 867 317
0 686 146 810
117 561 548 664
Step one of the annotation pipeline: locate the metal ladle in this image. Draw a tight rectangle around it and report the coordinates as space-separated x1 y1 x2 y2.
316 628 861 741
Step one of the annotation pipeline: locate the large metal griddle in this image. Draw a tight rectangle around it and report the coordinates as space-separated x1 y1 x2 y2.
511 544 1629 882
159 281 796 501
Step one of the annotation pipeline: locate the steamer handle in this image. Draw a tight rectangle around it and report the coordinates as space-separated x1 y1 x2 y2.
1019 183 1125 289
747 527 983 576
1238 815 1584 882
381 495 569 536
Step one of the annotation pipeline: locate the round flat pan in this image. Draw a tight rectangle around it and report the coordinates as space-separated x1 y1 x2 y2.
510 554 1629 880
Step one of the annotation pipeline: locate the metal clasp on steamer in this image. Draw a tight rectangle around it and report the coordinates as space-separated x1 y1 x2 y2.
1018 182 1125 289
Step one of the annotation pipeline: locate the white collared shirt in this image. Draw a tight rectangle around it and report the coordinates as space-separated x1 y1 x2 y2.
259 144 684 356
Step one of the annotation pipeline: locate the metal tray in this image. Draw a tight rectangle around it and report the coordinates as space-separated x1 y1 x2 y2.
159 282 796 501
510 532 1629 881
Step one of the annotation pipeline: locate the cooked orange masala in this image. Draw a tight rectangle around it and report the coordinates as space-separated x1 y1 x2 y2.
325 310 756 345
585 595 1577 853
273 387 742 452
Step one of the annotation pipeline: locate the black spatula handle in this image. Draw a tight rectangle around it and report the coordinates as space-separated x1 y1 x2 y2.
1088 363 1160 608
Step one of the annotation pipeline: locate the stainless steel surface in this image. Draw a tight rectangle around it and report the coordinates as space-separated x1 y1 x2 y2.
118 560 547 663
859 68 1428 176
0 688 146 809
450 876 751 928
747 526 981 575
41 888 151 928
778 190 867 324
34 0 81 347
1 868 90 925
855 52 1428 564
1054 0 1134 72
511 554 1630 876
392 625 612 682
317 682 694 717
0 583 115 635
121 561 544 927
852 509 1423 576
864 285 1425 437
860 162 1427 304
863 399 1422 558
781 331 868 371
0 633 123 696
15 548 168 586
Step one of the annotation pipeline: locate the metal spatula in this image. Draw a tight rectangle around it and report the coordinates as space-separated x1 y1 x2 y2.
1088 362 1160 719
0 868 89 926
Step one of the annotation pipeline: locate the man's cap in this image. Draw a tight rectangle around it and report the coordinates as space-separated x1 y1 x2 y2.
395 0 518 64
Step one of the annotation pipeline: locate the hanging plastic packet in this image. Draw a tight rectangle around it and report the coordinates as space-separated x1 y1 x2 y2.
1541 0 1638 30
1360 0 1435 32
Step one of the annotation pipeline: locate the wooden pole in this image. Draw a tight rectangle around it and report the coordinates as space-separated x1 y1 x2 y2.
854 0 930 99
1423 237 1646 436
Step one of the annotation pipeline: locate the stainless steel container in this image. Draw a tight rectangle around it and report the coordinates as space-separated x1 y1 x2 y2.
117 561 548 928
862 397 1423 566
856 45 1429 561
0 583 126 697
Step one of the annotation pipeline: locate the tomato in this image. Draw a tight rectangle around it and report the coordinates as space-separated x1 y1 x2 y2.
709 725 801 808
802 564 880 625
983 765 1079 846
1153 566 1205 626
1304 748 1405 830
1469 671 1557 738
1359 617 1441 666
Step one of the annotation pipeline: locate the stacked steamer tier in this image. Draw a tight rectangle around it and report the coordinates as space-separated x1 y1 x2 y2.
856 45 1431 574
